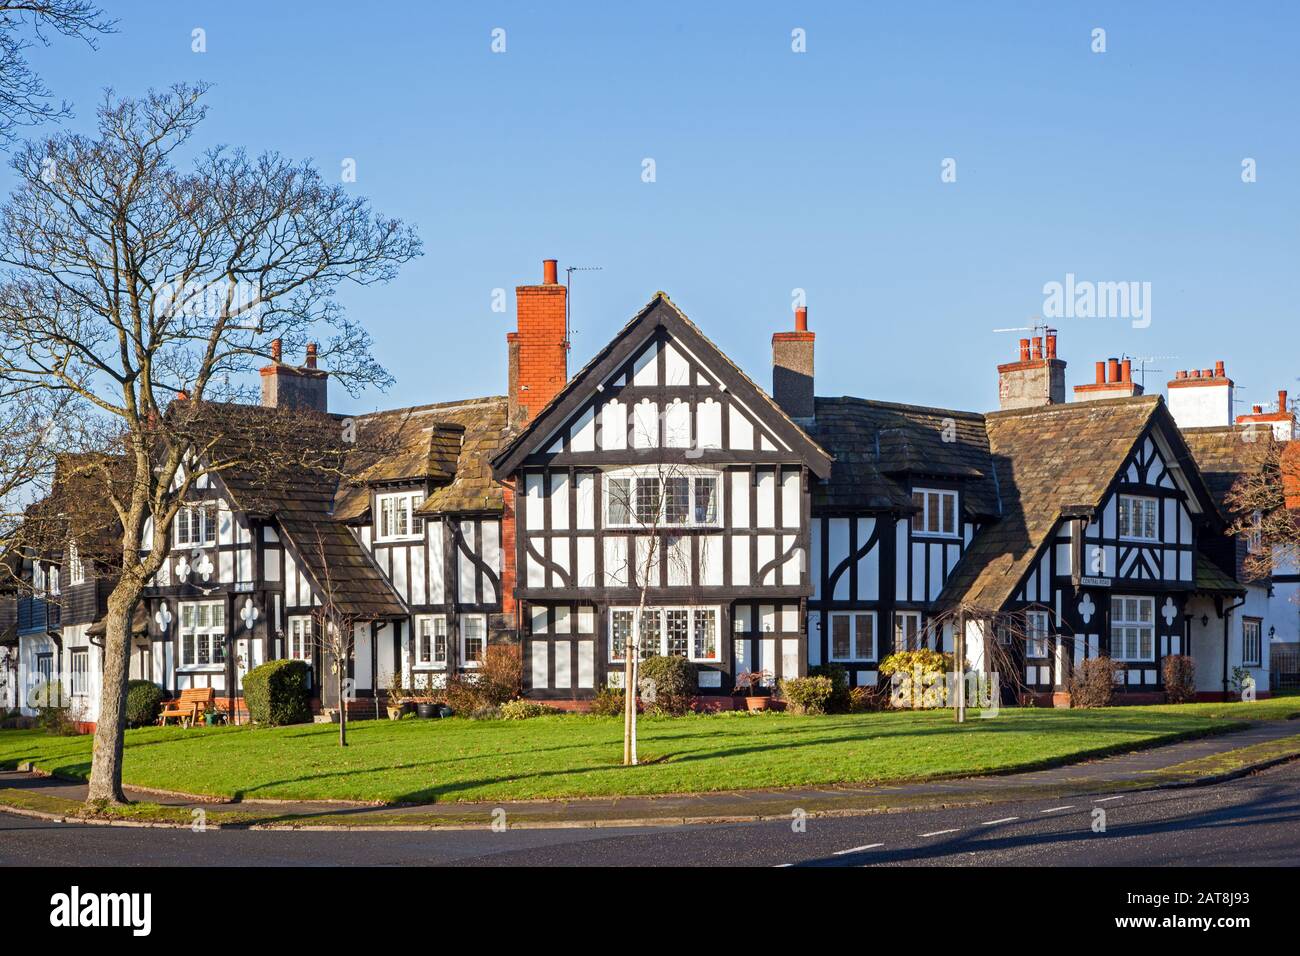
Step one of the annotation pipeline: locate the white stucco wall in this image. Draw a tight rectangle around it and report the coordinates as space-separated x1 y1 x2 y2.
1185 589 1270 696
1167 383 1233 428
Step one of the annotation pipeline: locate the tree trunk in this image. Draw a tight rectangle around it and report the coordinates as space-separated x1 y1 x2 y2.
86 587 142 804
623 649 633 765
337 669 348 747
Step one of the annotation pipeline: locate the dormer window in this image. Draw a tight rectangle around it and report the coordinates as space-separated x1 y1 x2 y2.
376 491 425 541
911 488 958 538
1117 495 1158 542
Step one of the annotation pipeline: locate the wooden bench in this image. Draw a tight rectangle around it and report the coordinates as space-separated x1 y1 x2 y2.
159 687 215 728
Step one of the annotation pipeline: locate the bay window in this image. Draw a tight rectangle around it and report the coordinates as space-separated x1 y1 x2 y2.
1110 596 1154 662
609 606 720 663
180 601 226 669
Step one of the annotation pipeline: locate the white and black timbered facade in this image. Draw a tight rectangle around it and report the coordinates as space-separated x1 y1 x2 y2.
491 294 832 699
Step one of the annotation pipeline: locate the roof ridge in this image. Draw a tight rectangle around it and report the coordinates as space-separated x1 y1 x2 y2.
985 394 1160 420
815 395 985 420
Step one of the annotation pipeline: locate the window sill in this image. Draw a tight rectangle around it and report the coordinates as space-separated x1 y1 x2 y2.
374 535 423 544
1118 536 1159 544
177 666 225 673
413 664 448 671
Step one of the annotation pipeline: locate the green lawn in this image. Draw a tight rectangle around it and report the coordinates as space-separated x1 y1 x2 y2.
2 697 1296 804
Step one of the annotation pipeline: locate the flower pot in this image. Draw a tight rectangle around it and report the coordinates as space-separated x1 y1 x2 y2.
437 704 453 718
205 712 219 726
744 696 771 712
416 702 437 719
386 707 402 721
399 701 415 717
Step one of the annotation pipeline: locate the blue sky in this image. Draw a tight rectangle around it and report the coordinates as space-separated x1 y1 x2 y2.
17 1 1299 416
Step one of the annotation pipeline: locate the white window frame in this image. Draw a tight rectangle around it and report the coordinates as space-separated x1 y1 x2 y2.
1243 618 1262 667
48 567 59 597
174 504 217 548
911 488 959 538
1246 511 1264 554
69 647 90 697
32 561 45 597
415 614 448 669
1110 595 1155 662
1025 609 1050 659
375 491 425 542
68 542 85 585
179 600 227 670
828 611 876 662
602 467 721 530
608 606 722 663
1117 495 1159 543
460 613 487 667
892 610 922 652
286 615 313 662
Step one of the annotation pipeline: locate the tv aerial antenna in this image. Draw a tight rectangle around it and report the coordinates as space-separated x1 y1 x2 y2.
564 265 603 347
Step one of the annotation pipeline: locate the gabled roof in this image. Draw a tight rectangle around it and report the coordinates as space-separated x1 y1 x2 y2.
334 396 508 521
182 401 406 620
491 293 833 478
807 398 999 516
938 395 1215 611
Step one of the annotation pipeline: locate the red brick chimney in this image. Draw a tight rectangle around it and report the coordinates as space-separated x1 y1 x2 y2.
1073 355 1144 401
772 305 815 421
507 259 568 430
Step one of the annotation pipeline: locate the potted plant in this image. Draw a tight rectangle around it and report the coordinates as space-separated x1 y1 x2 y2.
733 669 773 711
204 702 221 726
386 670 404 720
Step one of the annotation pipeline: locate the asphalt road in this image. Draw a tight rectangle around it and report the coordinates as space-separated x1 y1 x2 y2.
2 761 1298 867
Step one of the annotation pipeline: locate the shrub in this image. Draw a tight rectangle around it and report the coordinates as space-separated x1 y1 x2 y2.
1162 655 1197 704
848 683 888 713
468 704 501 720
809 663 851 713
639 655 697 715
37 705 77 736
590 685 625 717
243 659 312 726
779 675 835 715
880 649 954 709
477 644 522 705
1070 656 1122 708
125 680 165 728
499 698 556 720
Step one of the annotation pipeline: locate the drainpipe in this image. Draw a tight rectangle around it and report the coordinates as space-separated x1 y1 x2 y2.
1221 596 1246 700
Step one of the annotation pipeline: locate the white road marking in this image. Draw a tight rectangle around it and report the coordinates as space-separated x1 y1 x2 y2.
1041 805 1075 813
1094 795 1124 802
981 816 1019 825
919 828 959 837
833 843 884 855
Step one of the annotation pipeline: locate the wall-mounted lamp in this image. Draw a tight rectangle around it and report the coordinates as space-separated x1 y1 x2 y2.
1200 614 1209 627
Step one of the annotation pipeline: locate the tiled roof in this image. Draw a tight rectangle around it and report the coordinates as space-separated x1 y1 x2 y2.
183 401 406 619
807 398 999 516
938 396 1163 612
1194 551 1245 595
333 396 508 521
1180 425 1273 515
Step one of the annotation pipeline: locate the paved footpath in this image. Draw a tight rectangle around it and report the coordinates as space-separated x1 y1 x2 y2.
3 720 1298 829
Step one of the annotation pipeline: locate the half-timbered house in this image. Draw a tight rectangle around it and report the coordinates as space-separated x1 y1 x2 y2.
5 258 1289 724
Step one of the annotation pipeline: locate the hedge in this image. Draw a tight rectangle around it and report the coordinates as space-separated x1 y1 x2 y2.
243 659 312 726
125 680 165 728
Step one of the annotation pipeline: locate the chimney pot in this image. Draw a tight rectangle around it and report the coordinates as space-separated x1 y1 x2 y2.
1191 369 1202 379
794 305 808 332
1176 370 1187 380
1107 358 1120 383
305 343 318 369
1253 405 1264 415
1203 368 1213 379
1094 361 1106 385
1280 389 1289 413
1215 360 1225 378
1018 338 1031 362
270 338 282 363
543 259 558 285
1121 359 1132 384
1045 331 1057 359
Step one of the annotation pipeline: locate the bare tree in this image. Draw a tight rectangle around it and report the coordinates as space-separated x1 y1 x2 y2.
1225 436 1300 587
0 2 115 149
0 85 420 802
